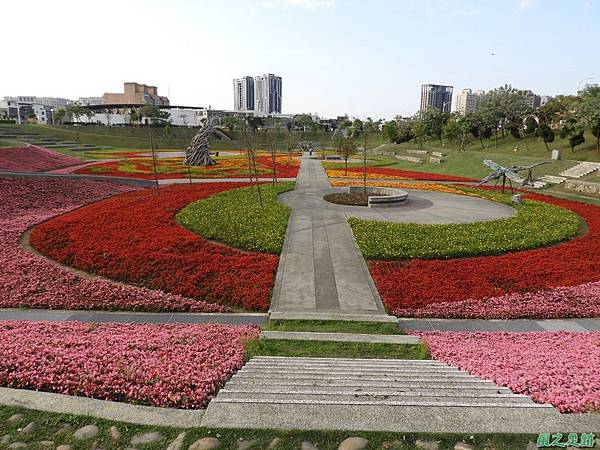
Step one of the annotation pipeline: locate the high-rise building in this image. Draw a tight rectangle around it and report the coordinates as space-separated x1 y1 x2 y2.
420 84 453 113
254 73 282 115
233 76 255 111
519 90 541 109
455 88 485 114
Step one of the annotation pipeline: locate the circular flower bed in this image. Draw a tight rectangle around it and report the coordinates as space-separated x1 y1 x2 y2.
323 191 370 206
372 191 600 319
30 183 278 311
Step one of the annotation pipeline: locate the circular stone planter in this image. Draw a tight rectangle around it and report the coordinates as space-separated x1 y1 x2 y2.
347 186 408 207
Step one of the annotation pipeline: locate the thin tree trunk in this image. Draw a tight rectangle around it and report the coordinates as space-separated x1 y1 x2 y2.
544 141 550 152
363 132 368 198
149 128 160 196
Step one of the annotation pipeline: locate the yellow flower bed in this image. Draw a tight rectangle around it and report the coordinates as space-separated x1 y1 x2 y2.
326 169 407 180
330 180 469 195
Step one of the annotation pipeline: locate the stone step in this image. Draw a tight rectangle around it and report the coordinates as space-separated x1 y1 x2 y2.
251 356 433 363
243 363 461 373
237 367 466 376
243 361 452 370
232 374 484 383
210 397 549 408
217 391 534 405
221 385 513 395
269 311 398 322
226 379 499 389
259 330 419 344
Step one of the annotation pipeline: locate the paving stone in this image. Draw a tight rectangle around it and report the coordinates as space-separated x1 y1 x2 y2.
20 422 37 434
188 437 221 450
267 437 282 449
56 446 73 450
130 432 163 445
8 443 28 449
109 426 121 440
37 441 54 448
454 443 476 450
237 438 255 450
6 414 24 425
1 435 11 445
415 440 439 450
166 432 187 450
301 442 320 450
526 442 537 450
73 424 99 440
338 437 369 450
54 423 73 436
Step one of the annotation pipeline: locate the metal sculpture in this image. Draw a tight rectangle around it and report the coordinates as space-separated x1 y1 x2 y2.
477 159 548 193
184 118 217 166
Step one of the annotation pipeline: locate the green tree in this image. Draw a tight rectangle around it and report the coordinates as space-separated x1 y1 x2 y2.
54 108 66 125
138 104 169 126
222 116 241 130
560 117 586 152
382 121 399 143
443 114 470 151
422 108 449 143
411 115 427 150
294 113 318 132
536 124 555 151
577 85 600 151
479 85 530 147
336 137 357 174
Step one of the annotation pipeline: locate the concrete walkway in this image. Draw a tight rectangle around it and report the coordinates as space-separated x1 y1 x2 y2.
270 154 389 320
399 317 600 332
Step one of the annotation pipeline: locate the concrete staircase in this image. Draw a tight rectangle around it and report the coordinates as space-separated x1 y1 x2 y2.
539 175 567 184
202 356 560 433
559 162 600 178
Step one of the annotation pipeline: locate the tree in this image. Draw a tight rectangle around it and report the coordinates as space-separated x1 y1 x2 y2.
577 85 600 151
349 118 363 138
294 113 318 132
163 121 173 144
536 124 555 151
411 115 427 150
382 121 399 143
54 108 66 125
560 117 586 152
478 85 530 147
138 104 169 126
66 102 85 123
222 116 240 130
336 137 357 175
104 108 114 127
443 114 470 151
83 107 94 124
422 108 449 143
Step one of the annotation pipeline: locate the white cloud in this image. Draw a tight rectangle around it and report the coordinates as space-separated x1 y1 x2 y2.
257 0 335 11
519 0 539 9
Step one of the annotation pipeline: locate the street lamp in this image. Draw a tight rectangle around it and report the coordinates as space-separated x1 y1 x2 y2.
577 77 599 93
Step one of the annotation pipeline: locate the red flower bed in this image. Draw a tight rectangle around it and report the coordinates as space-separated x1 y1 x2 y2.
372 192 600 316
1 178 224 312
30 183 278 311
0 321 259 409
337 166 474 181
0 145 81 172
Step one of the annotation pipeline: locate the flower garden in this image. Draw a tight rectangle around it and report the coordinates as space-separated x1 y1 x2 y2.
325 166 475 182
0 145 82 172
0 321 258 409
76 153 300 179
418 331 600 413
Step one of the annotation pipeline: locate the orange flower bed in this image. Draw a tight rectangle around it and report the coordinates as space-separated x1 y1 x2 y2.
330 180 469 195
326 169 408 180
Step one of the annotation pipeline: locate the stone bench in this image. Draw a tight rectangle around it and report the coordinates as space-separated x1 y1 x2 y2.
394 155 422 163
348 186 408 207
407 149 428 155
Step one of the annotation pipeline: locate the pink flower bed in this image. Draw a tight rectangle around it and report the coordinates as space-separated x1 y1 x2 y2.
395 281 600 319
418 331 600 413
0 178 225 312
0 321 258 409
0 145 82 172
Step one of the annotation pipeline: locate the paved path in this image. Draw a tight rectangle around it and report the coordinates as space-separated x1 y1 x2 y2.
0 309 267 326
270 154 389 319
399 317 600 332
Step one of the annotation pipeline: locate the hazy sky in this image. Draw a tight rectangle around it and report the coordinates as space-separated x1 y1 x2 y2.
1 0 599 119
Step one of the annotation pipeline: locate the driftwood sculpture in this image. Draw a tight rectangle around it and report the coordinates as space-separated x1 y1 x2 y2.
184 118 217 166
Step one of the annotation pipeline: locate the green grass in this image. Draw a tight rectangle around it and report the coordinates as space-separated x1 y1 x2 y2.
244 339 429 360
177 182 294 254
0 139 15 147
349 187 582 260
264 319 403 334
0 405 551 450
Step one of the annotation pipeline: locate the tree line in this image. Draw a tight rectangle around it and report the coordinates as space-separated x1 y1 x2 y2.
381 84 600 152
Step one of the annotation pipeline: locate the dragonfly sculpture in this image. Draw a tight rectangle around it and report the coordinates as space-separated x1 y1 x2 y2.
477 159 549 193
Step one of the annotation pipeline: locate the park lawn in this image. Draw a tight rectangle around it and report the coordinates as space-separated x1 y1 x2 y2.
178 182 294 254
244 339 429 360
0 405 546 450
264 319 404 335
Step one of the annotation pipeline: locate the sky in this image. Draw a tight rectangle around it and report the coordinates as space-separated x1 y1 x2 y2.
1 0 599 119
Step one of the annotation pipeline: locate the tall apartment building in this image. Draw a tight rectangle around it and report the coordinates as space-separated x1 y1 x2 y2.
455 88 485 114
233 76 255 111
102 82 169 106
233 73 282 115
420 84 453 113
520 90 541 109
